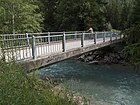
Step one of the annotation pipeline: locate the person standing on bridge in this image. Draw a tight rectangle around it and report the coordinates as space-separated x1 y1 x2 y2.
87 27 94 39
87 27 94 33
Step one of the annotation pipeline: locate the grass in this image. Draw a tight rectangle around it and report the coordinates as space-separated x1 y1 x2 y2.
0 60 76 105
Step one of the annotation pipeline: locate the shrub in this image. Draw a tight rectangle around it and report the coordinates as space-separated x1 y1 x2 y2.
0 61 76 105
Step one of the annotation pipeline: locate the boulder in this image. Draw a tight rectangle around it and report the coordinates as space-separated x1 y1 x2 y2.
88 61 100 64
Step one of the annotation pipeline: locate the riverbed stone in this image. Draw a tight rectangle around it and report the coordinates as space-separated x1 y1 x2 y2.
76 43 127 65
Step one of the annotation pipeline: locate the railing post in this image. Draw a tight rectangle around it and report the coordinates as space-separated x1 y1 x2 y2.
103 32 105 42
115 32 117 40
74 31 77 40
81 32 84 47
32 35 36 59
110 32 112 42
120 32 122 39
26 33 30 46
62 32 66 52
48 32 50 44
94 32 97 44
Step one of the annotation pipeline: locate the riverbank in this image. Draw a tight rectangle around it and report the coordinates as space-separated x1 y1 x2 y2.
76 42 129 66
41 74 90 105
0 60 76 105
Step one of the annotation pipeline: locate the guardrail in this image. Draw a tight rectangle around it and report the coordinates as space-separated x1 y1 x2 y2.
0 31 121 61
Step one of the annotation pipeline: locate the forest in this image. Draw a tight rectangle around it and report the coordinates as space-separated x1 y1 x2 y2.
0 0 139 64
0 0 140 104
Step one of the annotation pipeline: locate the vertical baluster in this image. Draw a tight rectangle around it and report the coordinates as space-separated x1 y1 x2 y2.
26 33 29 46
115 32 117 40
41 37 42 55
110 32 112 42
103 32 106 42
81 33 84 47
75 31 77 40
62 32 66 52
32 35 36 59
28 36 32 59
48 32 50 44
120 32 122 39
94 32 97 44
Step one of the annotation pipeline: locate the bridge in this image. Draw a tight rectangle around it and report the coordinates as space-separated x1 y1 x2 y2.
0 31 122 72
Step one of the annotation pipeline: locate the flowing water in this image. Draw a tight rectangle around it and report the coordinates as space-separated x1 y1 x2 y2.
36 60 140 105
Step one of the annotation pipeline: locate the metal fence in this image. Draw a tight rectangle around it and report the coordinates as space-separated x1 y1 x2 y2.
0 31 121 61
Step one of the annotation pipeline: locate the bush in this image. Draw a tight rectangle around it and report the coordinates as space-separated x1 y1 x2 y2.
0 61 76 105
123 43 140 66
123 25 140 44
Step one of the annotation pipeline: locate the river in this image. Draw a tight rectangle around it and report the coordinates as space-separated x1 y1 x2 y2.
35 60 140 105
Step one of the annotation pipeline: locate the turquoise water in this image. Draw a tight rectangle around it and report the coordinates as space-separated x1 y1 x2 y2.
37 60 140 105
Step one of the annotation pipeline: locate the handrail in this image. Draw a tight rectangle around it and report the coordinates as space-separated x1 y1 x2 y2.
0 31 121 62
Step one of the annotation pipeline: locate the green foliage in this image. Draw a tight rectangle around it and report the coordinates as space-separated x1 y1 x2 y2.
0 0 135 33
124 24 140 44
122 0 140 66
42 0 107 31
131 0 140 25
40 0 57 31
123 43 140 65
0 61 76 105
123 46 140 70
0 0 136 33
0 0 43 34
41 0 135 31
105 0 134 30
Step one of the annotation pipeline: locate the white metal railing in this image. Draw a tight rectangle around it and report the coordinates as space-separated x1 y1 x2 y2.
0 31 121 61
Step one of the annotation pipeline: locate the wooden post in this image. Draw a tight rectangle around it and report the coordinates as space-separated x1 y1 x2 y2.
62 32 66 52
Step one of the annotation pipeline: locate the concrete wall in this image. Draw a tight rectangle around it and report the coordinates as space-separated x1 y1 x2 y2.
21 40 121 72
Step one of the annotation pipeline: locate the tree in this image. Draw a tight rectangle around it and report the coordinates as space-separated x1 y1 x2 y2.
105 0 134 30
123 0 140 69
0 0 43 34
18 2 43 33
125 0 140 44
40 0 58 31
131 0 140 25
45 0 107 31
